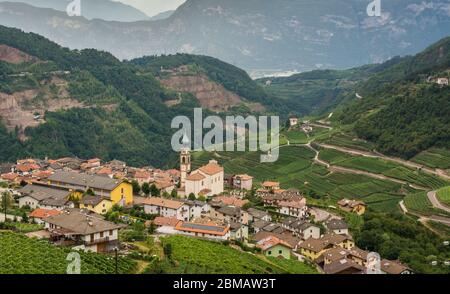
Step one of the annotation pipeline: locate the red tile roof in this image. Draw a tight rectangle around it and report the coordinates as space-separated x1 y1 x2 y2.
29 208 62 219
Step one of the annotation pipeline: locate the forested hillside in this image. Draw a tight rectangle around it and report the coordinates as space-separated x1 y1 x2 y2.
0 26 271 167
337 37 450 159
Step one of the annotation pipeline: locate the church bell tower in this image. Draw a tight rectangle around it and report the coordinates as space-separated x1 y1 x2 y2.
180 134 191 188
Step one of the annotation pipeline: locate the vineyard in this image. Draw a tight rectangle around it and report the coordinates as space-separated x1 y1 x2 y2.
411 148 450 170
0 232 137 274
145 235 317 274
436 186 450 206
404 192 450 217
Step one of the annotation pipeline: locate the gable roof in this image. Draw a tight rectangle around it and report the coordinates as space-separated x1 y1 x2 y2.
48 171 122 191
326 219 348 230
256 235 293 251
20 184 72 202
140 197 185 210
81 195 111 207
381 259 411 274
43 209 123 235
324 258 364 274
175 222 229 236
29 208 62 219
198 161 223 175
186 172 205 181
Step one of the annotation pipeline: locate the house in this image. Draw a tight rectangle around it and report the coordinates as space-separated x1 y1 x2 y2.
211 205 251 225
43 209 123 253
299 234 354 261
261 181 280 191
19 184 75 210
232 174 253 190
182 199 211 220
252 231 302 251
29 208 62 224
325 219 349 235
151 216 181 235
289 116 299 127
175 222 230 241
380 259 413 274
247 208 272 222
211 196 249 208
79 196 113 215
323 258 365 274
141 197 190 221
276 199 308 219
256 236 293 259
0 173 20 183
337 199 366 215
184 160 224 198
321 247 369 268
261 223 286 234
282 218 320 239
436 77 449 86
134 170 152 185
251 219 271 233
155 181 175 194
47 171 133 206
230 221 249 242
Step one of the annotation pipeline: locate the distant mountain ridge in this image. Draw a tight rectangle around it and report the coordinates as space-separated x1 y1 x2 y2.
0 0 449 71
0 0 150 22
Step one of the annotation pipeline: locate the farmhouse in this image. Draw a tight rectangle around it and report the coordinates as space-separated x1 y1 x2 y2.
289 116 299 127
43 209 123 253
29 208 62 224
141 197 190 221
337 199 366 215
47 171 133 205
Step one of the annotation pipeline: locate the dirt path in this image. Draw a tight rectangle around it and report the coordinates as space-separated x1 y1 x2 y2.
427 191 450 213
316 143 450 181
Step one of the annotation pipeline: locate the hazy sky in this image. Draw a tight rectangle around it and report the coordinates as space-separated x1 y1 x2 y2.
114 0 186 17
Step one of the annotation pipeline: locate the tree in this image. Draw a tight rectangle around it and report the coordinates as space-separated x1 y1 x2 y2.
21 211 29 223
162 191 170 199
1 191 13 222
131 180 141 195
164 243 172 260
142 182 151 196
148 222 157 234
188 193 196 201
170 189 178 199
198 195 206 202
150 184 160 197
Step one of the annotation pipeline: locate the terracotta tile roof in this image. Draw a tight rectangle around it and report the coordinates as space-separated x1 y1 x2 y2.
1 173 19 181
29 208 62 219
153 216 180 227
96 167 112 175
262 181 280 188
134 170 151 179
235 174 253 181
199 189 212 196
213 196 249 208
32 170 53 179
381 259 411 274
155 181 175 190
140 197 185 210
198 161 223 175
278 199 306 209
256 235 293 251
186 172 205 181
175 222 229 236
324 258 364 274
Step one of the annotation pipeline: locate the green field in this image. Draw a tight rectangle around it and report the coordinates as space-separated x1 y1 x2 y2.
411 148 450 170
284 130 309 144
404 192 450 217
318 149 449 190
145 235 317 274
436 186 450 206
0 232 136 274
194 146 410 212
319 133 375 152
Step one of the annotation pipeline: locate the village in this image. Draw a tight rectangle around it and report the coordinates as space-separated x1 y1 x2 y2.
0 132 413 275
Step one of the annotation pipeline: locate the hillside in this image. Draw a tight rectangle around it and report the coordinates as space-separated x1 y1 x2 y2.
0 0 449 71
0 26 270 167
336 37 450 159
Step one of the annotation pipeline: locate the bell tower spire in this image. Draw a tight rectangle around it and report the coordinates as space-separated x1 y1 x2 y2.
180 133 191 188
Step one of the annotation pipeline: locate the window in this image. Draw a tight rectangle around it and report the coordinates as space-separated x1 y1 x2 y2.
100 232 104 238
279 250 282 254
110 230 113 236
268 251 272 255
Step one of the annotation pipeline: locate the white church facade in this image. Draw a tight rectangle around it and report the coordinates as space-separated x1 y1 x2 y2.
179 142 224 198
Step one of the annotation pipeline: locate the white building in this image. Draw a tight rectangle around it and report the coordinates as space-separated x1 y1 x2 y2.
183 200 211 220
184 160 224 198
325 219 349 235
142 197 190 221
174 222 230 241
276 199 308 219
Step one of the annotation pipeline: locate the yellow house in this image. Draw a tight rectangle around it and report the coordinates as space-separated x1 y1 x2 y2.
337 199 366 215
299 234 354 261
47 171 133 205
80 195 113 215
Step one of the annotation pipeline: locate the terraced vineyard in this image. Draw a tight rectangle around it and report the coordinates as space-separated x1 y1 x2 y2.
318 149 449 190
404 192 450 217
146 235 317 274
436 186 450 206
194 146 410 212
412 148 450 170
0 232 136 274
319 133 375 152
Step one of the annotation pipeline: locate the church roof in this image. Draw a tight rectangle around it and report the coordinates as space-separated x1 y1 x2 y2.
198 161 223 175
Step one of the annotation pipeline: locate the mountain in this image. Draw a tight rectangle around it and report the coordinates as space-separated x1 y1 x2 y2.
0 0 449 71
0 0 150 22
149 10 174 21
336 37 450 159
0 25 269 166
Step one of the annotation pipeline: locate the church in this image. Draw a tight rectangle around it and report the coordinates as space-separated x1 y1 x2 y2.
178 140 224 198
